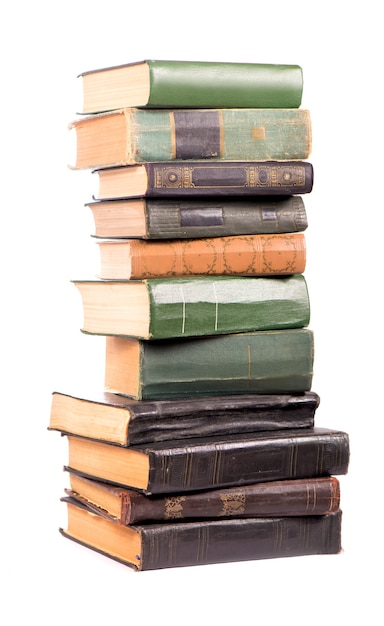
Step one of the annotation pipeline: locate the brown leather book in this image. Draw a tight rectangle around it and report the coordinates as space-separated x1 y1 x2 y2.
64 472 341 524
60 499 343 571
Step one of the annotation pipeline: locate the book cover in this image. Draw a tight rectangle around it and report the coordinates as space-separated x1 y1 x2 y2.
49 389 320 446
60 500 342 570
94 233 306 280
65 426 350 494
93 161 314 200
69 108 312 169
104 328 314 400
79 60 303 113
86 196 308 239
64 472 341 523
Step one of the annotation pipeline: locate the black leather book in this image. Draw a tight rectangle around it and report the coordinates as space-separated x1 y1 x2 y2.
49 390 319 446
61 498 343 571
64 427 350 495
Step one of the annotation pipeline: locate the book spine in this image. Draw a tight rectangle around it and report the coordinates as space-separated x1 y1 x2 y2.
147 61 303 108
145 196 308 238
146 275 310 339
145 161 313 196
127 391 319 445
127 477 340 523
139 512 342 570
126 233 306 279
134 328 314 400
146 429 350 494
130 108 311 162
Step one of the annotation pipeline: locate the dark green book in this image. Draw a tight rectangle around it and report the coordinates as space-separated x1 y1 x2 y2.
73 274 310 340
87 196 308 239
104 328 314 399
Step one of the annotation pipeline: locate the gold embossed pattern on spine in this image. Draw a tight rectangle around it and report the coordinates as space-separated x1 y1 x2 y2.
164 496 187 520
219 492 246 516
154 164 308 190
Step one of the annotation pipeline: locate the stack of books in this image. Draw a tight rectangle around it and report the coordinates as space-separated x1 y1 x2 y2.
49 59 350 571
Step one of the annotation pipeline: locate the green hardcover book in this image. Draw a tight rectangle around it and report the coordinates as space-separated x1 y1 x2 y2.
60 502 342 571
104 328 314 399
69 108 311 169
73 275 310 340
79 60 303 113
86 196 308 239
64 426 350 494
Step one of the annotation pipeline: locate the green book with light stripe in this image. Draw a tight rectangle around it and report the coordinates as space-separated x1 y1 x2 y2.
73 274 310 340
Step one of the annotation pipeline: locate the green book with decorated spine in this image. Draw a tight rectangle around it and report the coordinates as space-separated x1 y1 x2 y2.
104 328 314 400
86 196 308 239
70 108 311 169
79 60 303 113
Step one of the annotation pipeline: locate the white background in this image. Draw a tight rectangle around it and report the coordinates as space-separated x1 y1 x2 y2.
2 2 382 623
